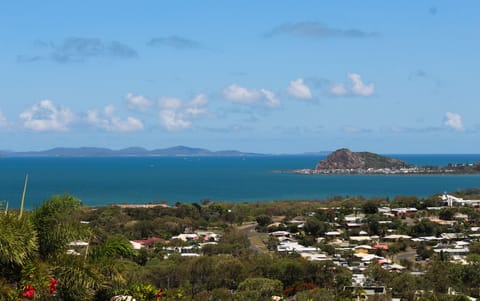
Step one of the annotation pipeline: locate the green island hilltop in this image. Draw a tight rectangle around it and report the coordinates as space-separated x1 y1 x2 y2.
315 148 412 170
292 148 480 175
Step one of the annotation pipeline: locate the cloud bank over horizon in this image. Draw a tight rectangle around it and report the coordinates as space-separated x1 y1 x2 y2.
2 1 478 153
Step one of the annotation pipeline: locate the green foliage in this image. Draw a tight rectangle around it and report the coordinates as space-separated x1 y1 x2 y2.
296 287 335 301
439 208 457 220
365 263 392 286
307 261 352 291
203 227 250 256
469 241 480 254
272 258 307 287
90 235 137 260
389 271 419 301
303 217 329 236
391 196 420 208
32 195 87 260
0 278 17 301
237 277 283 300
416 243 434 259
362 201 379 214
128 283 159 301
255 214 273 227
19 260 53 299
209 288 233 301
54 255 101 301
3 194 480 300
410 218 444 237
0 212 38 269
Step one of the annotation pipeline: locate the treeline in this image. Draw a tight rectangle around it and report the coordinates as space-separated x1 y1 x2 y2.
1 192 480 300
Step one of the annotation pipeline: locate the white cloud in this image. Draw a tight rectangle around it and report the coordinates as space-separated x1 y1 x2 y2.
87 105 144 132
330 73 375 96
185 94 208 116
348 73 375 96
260 89 280 107
330 83 348 96
158 94 208 131
223 84 258 104
159 97 183 110
444 112 464 131
0 111 8 128
190 94 208 107
223 84 279 107
160 110 191 130
288 78 312 99
20 99 75 131
126 93 152 111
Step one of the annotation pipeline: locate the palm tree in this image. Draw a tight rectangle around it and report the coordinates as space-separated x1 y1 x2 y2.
0 212 38 268
32 194 88 260
54 255 102 301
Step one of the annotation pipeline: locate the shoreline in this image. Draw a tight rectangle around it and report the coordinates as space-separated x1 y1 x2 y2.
278 168 480 176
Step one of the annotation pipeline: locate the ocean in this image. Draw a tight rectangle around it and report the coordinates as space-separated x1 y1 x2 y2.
1 154 480 209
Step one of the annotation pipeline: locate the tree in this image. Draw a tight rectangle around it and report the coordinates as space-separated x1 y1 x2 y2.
236 277 283 300
256 214 272 228
424 260 458 294
307 261 351 292
362 201 379 214
54 255 102 301
90 235 137 260
273 259 306 287
211 256 246 289
296 287 335 301
365 263 392 286
439 208 456 221
468 242 480 254
32 195 88 260
416 244 434 259
389 271 419 301
0 212 38 269
0 279 17 301
304 217 328 236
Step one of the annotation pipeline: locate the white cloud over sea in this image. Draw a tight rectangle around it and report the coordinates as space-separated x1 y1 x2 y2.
87 105 144 132
0 110 8 129
330 73 375 97
20 100 75 131
126 93 152 112
288 78 312 99
444 112 464 131
223 84 279 107
159 94 209 131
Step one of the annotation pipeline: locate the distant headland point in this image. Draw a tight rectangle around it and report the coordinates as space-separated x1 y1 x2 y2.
294 148 480 175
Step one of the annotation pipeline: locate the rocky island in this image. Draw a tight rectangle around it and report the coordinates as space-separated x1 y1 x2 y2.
294 148 480 175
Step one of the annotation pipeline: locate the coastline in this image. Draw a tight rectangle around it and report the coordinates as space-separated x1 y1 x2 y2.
287 168 480 176
2 155 480 210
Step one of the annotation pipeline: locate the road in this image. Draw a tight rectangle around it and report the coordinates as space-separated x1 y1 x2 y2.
237 222 269 253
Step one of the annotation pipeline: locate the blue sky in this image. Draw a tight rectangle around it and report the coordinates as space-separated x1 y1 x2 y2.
1 1 479 153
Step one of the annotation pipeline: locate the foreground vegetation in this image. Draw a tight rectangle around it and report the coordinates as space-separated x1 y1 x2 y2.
1 192 480 300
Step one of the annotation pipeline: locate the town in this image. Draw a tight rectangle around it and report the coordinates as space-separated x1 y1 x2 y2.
3 189 479 300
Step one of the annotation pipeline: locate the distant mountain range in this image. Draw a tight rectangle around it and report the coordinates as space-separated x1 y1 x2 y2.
0 146 332 157
0 146 267 157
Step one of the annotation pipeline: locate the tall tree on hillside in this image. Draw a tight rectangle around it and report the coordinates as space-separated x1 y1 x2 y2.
32 195 88 260
0 212 38 270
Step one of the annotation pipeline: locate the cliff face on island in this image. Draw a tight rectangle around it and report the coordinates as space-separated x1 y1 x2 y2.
315 148 412 170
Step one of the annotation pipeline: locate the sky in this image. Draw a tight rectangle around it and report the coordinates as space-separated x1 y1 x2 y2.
0 1 479 154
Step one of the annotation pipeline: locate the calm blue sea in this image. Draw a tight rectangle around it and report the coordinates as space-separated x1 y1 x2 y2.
1 154 480 209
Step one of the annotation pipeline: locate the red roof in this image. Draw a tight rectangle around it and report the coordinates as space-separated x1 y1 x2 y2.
133 237 164 247
373 244 389 250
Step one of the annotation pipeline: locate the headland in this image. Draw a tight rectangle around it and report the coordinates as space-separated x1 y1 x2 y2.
293 148 480 175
